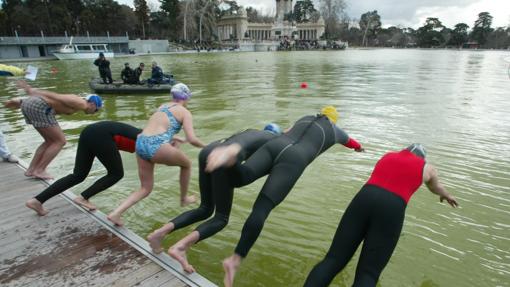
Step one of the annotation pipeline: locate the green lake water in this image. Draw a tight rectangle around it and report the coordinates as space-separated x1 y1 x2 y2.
1 49 509 286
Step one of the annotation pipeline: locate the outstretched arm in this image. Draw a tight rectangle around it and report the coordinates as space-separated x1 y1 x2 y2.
181 111 205 148
334 125 364 152
17 80 88 111
423 164 458 207
4 97 23 109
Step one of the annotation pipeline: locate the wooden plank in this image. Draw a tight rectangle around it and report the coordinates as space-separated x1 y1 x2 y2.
0 162 209 287
108 262 164 287
137 270 186 287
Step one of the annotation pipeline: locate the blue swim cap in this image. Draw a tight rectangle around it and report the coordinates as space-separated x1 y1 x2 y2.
406 143 426 158
85 94 103 111
264 123 282 135
171 83 192 101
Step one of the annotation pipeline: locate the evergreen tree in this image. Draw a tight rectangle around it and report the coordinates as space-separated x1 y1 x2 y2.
134 0 150 38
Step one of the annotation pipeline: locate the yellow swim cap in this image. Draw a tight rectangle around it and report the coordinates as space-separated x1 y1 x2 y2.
321 106 339 124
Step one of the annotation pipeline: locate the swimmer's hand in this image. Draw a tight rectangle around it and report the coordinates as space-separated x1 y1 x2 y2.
205 144 241 172
4 98 22 109
440 193 458 208
171 136 186 148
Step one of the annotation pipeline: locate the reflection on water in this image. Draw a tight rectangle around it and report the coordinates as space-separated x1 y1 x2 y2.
1 49 509 287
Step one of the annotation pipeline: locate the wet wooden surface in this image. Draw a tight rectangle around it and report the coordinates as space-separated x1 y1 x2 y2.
0 161 189 287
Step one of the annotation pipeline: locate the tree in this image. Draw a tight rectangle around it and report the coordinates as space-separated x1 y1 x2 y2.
359 10 381 46
470 12 493 46
416 17 445 47
246 6 274 23
160 0 180 39
0 9 8 35
293 0 316 23
246 6 258 22
318 0 346 39
134 0 149 38
218 0 239 17
485 27 510 49
448 23 469 47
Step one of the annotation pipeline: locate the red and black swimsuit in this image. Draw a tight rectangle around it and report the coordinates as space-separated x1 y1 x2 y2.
304 150 426 287
35 121 141 203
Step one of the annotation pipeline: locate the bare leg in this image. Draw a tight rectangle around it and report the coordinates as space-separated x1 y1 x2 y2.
168 231 200 273
223 254 242 287
147 222 175 254
73 196 97 211
107 156 154 226
26 141 49 177
31 126 66 179
179 164 196 206
151 143 196 207
25 198 49 216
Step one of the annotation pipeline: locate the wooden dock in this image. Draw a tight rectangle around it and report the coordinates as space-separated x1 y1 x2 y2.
0 161 216 287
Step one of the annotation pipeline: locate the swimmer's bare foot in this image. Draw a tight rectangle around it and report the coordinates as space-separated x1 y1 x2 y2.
24 170 34 177
180 195 197 207
147 228 170 254
223 254 242 287
26 198 48 216
205 144 242 172
107 213 123 226
169 245 195 273
32 171 54 180
73 196 97 211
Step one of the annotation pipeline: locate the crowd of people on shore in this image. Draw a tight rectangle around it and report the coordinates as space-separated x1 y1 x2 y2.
1 61 459 287
94 52 174 85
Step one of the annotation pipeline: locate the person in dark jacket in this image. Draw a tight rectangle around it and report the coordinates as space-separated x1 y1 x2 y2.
132 63 145 84
121 63 135 84
149 61 172 85
93 52 113 84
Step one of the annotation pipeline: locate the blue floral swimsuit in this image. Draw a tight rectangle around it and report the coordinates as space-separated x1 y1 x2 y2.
136 104 182 161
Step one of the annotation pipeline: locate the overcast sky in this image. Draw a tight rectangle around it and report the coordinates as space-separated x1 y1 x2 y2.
124 0 510 29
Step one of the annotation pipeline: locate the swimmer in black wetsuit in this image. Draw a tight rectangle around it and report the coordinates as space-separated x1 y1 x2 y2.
206 106 365 287
146 124 282 273
26 121 141 216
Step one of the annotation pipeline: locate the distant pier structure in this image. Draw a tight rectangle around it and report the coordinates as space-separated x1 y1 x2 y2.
0 36 129 60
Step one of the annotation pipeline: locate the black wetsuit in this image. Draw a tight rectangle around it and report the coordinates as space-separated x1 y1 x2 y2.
34 121 141 203
94 58 113 84
169 129 277 242
230 115 354 257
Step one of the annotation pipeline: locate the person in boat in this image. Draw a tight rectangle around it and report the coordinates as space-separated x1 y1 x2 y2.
146 124 282 273
303 144 458 287
132 62 145 84
205 106 365 287
121 63 136 84
3 81 102 180
107 83 205 227
148 61 173 85
25 121 141 216
94 52 113 84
